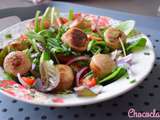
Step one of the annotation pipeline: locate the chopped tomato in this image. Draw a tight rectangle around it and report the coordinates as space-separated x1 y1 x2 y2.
43 20 50 29
82 77 97 88
21 77 36 86
79 79 83 85
97 16 109 27
56 17 68 26
20 34 28 41
60 17 68 24
73 13 81 19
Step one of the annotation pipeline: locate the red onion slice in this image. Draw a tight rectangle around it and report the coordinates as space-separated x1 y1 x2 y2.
117 54 135 76
76 67 89 87
31 64 36 71
117 54 133 66
66 56 90 65
38 61 60 92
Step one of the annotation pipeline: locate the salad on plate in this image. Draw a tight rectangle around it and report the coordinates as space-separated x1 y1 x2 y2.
0 7 148 98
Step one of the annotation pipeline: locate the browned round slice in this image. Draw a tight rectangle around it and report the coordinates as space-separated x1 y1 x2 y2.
90 54 116 78
54 64 74 92
61 27 88 51
3 51 31 76
9 39 30 51
104 27 127 49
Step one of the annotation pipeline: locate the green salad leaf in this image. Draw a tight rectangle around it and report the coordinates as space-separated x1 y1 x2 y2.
116 20 135 35
5 34 12 39
34 10 41 33
0 46 14 66
83 28 100 38
127 29 140 38
27 32 44 42
87 40 109 54
68 8 74 21
83 28 92 34
39 28 56 38
3 72 14 80
43 7 52 19
51 7 60 25
40 51 50 63
41 7 52 30
46 26 71 55
126 38 147 53
119 38 126 56
99 67 127 85
26 31 45 52
129 79 136 84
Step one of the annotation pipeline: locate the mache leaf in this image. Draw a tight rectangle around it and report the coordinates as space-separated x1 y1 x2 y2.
41 7 52 30
51 7 60 25
99 67 127 85
34 10 41 33
3 72 14 80
116 20 135 35
87 40 109 54
127 29 141 38
0 47 10 66
126 38 147 53
68 8 74 21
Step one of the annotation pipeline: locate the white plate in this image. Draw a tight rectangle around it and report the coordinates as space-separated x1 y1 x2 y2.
0 13 155 107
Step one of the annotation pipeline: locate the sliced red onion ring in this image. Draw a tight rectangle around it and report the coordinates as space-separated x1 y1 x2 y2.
66 56 90 65
117 54 133 66
31 53 39 58
17 73 27 87
31 64 36 71
34 78 52 92
117 54 135 76
36 43 45 52
34 77 60 92
76 67 89 87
